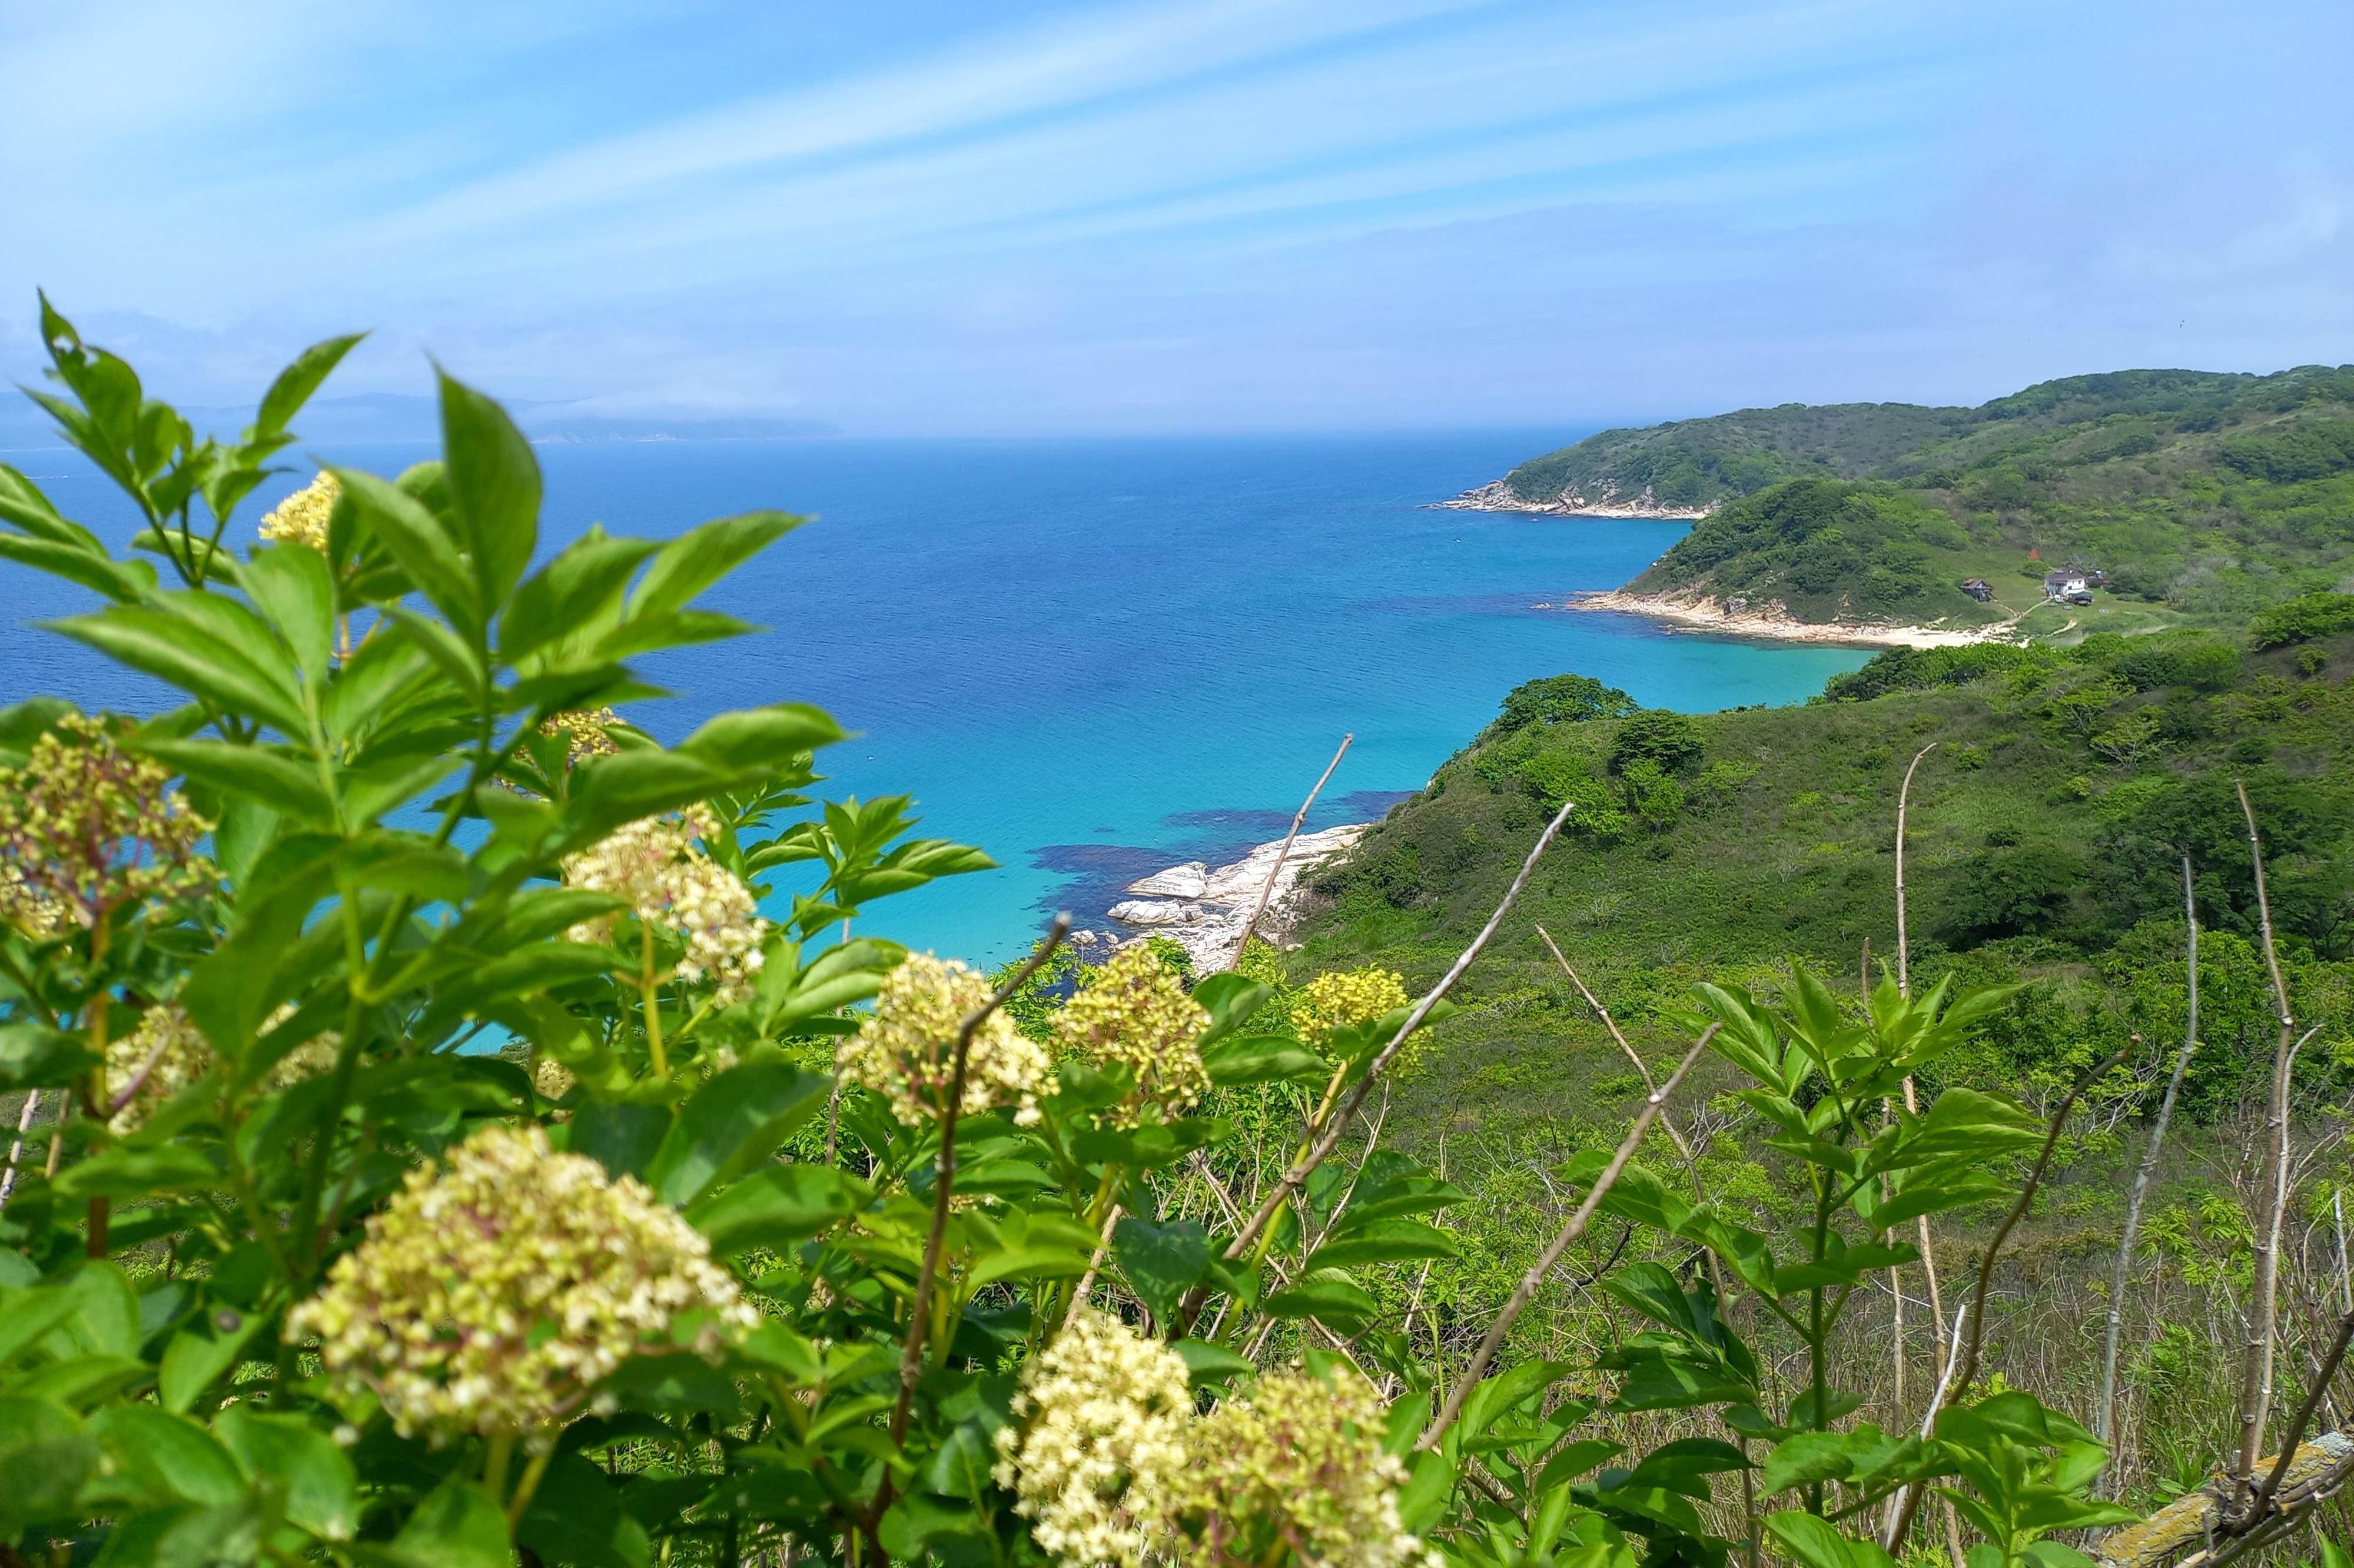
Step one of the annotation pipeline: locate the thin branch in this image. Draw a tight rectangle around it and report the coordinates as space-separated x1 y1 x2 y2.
2248 1307 2354 1522
1888 1041 2130 1554
1174 798 1578 1334
1538 923 1701 1173
2235 778 2300 1483
891 914 1070 1443
1230 732 1353 964
1417 1028 1712 1450
1064 1204 1124 1330
0 1091 41 1211
1883 1303 1971 1550
1895 743 1935 997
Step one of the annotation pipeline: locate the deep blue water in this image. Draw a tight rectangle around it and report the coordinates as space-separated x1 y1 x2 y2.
0 434 1866 961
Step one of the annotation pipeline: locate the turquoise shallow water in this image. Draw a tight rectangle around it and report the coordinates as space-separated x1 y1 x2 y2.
0 433 1866 962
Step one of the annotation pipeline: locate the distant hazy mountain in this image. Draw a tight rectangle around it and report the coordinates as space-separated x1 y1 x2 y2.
0 391 837 450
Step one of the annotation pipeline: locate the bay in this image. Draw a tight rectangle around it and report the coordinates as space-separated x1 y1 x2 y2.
0 432 1866 962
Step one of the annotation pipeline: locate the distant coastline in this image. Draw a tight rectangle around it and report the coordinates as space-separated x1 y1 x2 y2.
1565 588 2021 650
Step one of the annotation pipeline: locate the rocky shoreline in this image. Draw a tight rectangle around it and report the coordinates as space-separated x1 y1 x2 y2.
1101 822 1367 970
1567 588 2022 649
1431 478 1711 520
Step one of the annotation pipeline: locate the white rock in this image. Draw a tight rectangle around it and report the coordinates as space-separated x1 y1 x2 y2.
1107 899 1192 926
1125 861 1208 898
1105 823 1371 969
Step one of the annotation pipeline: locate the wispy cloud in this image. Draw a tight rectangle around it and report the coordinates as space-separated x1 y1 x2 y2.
3 0 2348 430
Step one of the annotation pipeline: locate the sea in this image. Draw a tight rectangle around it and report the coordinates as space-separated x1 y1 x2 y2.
0 433 1867 963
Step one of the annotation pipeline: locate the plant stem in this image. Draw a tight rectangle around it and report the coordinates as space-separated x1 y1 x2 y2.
641 923 669 1077
890 915 1068 1444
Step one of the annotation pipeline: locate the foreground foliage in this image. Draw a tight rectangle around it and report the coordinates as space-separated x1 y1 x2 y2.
0 306 2142 1567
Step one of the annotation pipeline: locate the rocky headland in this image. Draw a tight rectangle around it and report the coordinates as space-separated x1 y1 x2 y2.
1432 478 1712 520
1104 822 1367 969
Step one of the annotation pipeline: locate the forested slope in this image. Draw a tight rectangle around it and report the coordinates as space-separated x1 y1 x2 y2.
1500 366 2354 628
1288 612 2354 1142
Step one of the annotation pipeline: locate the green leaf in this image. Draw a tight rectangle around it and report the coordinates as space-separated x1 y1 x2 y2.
499 531 660 663
679 703 847 772
1535 1438 1626 1494
1112 1216 1211 1323
0 1396 97 1537
47 605 306 736
331 466 477 632
688 1164 866 1255
516 1450 637 1568
0 1022 101 1091
158 1309 263 1414
571 1101 673 1182
55 1144 222 1201
437 371 540 610
1304 1218 1458 1272
1172 1339 1257 1384
214 1406 360 1543
1262 1268 1379 1329
135 739 337 829
1762 1430 1864 1493
595 608 754 660
627 511 805 620
1201 1035 1331 1086
0 533 153 602
0 464 102 549
390 1478 511 1568
240 543 336 685
1765 1510 1896 1568
645 1064 832 1207
90 1406 245 1507
252 334 364 438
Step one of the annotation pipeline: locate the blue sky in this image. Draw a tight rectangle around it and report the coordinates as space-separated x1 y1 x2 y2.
4 0 2349 434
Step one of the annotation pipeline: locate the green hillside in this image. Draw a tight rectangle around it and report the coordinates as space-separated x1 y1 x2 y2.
1285 609 2354 1142
1504 366 2354 630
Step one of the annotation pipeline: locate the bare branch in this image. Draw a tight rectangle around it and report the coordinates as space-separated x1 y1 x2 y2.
2234 778 2300 1483
1888 1040 2130 1554
1417 1028 1712 1451
1896 743 1935 997
1231 732 1353 964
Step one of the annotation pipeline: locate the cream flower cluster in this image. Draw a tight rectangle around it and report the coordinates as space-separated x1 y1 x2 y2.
1169 1370 1432 1568
1054 945 1211 1125
0 714 212 932
561 808 771 1004
838 953 1049 1127
541 707 622 766
257 471 340 552
1294 966 1410 1038
285 1122 753 1445
993 1309 1194 1568
105 1001 341 1135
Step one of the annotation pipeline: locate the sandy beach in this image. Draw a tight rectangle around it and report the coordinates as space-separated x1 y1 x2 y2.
1567 589 2024 650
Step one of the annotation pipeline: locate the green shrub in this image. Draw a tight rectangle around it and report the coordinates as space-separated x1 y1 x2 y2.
1488 671 1637 736
1608 709 1704 773
2249 590 2354 648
